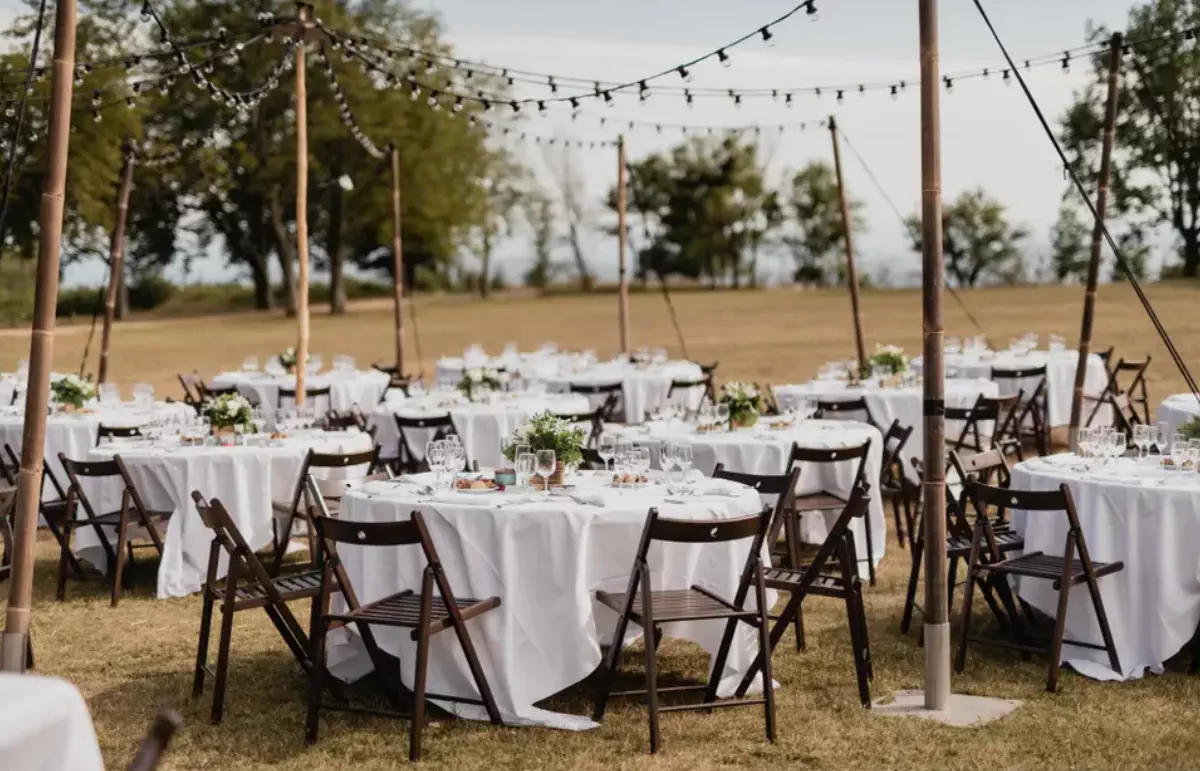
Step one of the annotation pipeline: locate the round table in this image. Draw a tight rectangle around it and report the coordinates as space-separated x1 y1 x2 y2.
211 369 389 415
327 470 765 729
369 392 592 468
912 350 1109 427
1156 393 1200 437
544 360 703 424
80 429 374 598
435 349 566 387
624 419 885 568
0 674 103 771
1011 454 1200 680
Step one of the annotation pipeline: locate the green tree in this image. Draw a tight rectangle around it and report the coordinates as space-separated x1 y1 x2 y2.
522 189 559 291
1050 203 1091 282
907 188 1029 287
783 161 864 286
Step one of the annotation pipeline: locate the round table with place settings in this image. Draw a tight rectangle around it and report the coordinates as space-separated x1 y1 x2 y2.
1011 454 1200 681
210 369 390 414
326 470 768 729
1156 393 1200 438
79 429 375 598
544 359 704 424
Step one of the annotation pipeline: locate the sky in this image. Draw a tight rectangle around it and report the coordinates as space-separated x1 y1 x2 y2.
0 0 1144 287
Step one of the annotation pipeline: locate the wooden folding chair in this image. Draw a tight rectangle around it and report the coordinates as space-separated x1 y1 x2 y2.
553 396 613 448
5 444 83 582
1083 356 1151 430
124 709 183 771
785 439 877 585
814 396 878 430
592 507 775 754
305 507 503 759
570 382 625 423
667 374 712 418
392 413 458 474
58 454 171 606
177 372 203 409
877 420 915 549
96 424 144 446
947 392 1023 457
278 385 333 416
199 381 240 399
733 484 873 706
991 365 1050 456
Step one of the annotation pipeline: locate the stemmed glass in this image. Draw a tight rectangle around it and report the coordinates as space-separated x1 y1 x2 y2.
659 440 677 476
1109 430 1126 463
715 403 730 431
1132 424 1152 460
445 435 465 475
426 439 447 488
1172 433 1189 470
673 444 694 494
598 434 617 474
535 449 556 496
633 447 651 486
1189 440 1200 473
242 356 259 373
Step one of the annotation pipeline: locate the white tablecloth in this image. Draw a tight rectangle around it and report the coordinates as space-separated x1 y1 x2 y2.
78 430 374 598
435 350 567 387
0 673 103 771
912 350 1109 427
544 360 703 424
211 370 390 414
328 471 766 729
1157 393 1200 438
624 419 885 568
368 392 592 467
1012 455 1200 680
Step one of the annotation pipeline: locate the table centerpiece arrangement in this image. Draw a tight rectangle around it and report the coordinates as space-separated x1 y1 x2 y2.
200 392 255 444
502 411 584 488
50 374 97 413
278 346 297 374
720 381 762 429
458 367 505 402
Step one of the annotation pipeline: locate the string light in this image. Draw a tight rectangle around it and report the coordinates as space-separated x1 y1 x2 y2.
677 65 691 82
717 49 731 68
760 27 774 47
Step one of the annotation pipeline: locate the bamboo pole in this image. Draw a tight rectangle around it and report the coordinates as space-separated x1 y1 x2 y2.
2 0 77 673
1068 33 1123 451
293 3 311 406
98 141 136 384
390 145 406 374
919 0 949 710
617 135 630 354
829 116 867 371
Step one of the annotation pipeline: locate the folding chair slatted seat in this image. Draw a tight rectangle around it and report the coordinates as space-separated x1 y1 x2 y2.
901 449 1025 639
733 484 873 707
270 446 383 575
955 480 1124 691
305 503 502 760
96 424 143 446
58 453 171 606
785 439 876 585
592 506 775 754
190 491 335 724
991 366 1050 456
877 420 915 549
814 397 877 430
392 413 460 475
569 382 625 424
1083 356 1151 431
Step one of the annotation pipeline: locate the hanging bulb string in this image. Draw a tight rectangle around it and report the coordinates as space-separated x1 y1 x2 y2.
315 46 386 159
0 0 48 266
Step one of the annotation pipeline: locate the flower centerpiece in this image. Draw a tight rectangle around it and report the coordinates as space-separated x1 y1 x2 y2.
458 367 504 401
720 382 762 429
200 393 254 437
865 344 911 377
50 374 96 412
502 412 585 488
278 347 297 373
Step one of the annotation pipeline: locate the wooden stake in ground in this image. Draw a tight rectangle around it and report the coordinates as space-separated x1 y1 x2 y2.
617 135 630 354
1068 32 1123 451
829 116 867 371
390 145 406 374
98 141 136 384
919 0 949 711
293 3 311 406
2 0 77 673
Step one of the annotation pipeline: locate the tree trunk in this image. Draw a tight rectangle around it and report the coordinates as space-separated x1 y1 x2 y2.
479 232 492 299
247 252 273 310
269 186 297 317
1184 229 1200 277
566 222 593 290
326 163 347 315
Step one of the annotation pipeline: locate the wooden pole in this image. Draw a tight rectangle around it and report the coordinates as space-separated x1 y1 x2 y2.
919 0 949 710
390 146 406 374
293 3 311 406
98 141 136 385
1068 32 1123 451
2 0 77 672
617 135 630 354
829 116 867 371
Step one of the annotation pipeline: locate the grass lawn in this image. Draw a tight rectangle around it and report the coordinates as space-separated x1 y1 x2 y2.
3 283 1200 770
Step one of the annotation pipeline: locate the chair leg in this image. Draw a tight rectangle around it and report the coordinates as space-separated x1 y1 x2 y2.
793 602 806 651
210 592 237 724
845 579 871 706
954 565 980 674
863 520 877 587
592 596 633 723
304 617 329 746
1046 571 1073 693
946 555 960 624
1084 573 1123 677
891 496 906 550
111 513 130 607
55 526 70 601
445 601 503 726
192 589 215 699
900 540 923 634
754 570 776 742
640 571 661 755
410 574 434 762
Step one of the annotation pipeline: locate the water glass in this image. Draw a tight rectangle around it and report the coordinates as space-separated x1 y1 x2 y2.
659 440 677 473
598 435 616 473
535 449 556 495
1189 440 1200 472
426 439 447 487
99 383 120 406
633 447 651 483
1171 433 1188 469
1109 430 1126 461
1132 424 1152 459
516 452 536 490
715 403 730 430
673 445 694 494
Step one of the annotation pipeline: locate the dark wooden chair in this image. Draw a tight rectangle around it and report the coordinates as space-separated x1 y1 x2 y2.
785 439 877 585
570 382 625 423
199 382 240 399
1083 356 1151 430
177 372 203 409
901 448 1024 638
580 447 607 471
712 465 801 571
991 365 1050 456
305 507 503 759
125 709 184 771
191 491 333 724
278 385 333 416
96 424 144 446
955 480 1124 691
733 483 873 706
392 413 459 474
5 444 81 582
877 420 915 549
270 446 383 575
58 453 172 606
667 374 713 418
553 396 614 449
814 397 877 430
592 506 775 754
947 392 1023 458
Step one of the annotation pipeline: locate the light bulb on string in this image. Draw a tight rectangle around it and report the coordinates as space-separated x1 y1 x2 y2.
805 0 818 20
685 89 694 107
410 83 421 100
678 65 692 82
815 87 822 98
603 90 614 107
858 84 865 97
1061 53 1071 72
511 100 520 113
944 76 954 92
1002 69 1011 84
717 49 730 67
836 89 844 103
538 100 547 114
454 96 464 112
760 27 774 47
785 93 793 107
548 76 558 94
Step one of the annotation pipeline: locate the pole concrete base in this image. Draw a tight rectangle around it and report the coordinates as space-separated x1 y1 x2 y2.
0 631 28 673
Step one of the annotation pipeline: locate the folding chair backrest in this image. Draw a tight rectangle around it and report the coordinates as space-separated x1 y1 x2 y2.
645 508 771 546
570 382 622 397
580 447 607 471
991 366 1047 404
815 397 874 426
313 511 425 548
555 402 608 447
879 420 913 486
948 449 1012 534
279 385 332 412
97 424 143 446
177 373 202 405
201 383 240 399
321 410 364 432
787 440 873 493
712 466 800 550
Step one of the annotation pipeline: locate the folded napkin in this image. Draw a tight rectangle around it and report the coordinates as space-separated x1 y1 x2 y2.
564 491 606 506
696 486 740 498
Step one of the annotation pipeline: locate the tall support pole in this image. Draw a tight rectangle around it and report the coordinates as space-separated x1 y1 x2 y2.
829 116 867 371
1068 32 1123 451
293 3 311 406
617 135 630 354
2 0 77 672
98 142 136 384
390 145 406 374
919 0 949 710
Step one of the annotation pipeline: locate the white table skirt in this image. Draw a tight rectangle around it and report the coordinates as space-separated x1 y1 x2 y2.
211 370 390 415
368 393 592 467
544 361 703 424
912 350 1109 427
0 674 104 771
626 419 885 568
328 472 767 729
77 431 374 598
1157 393 1200 438
1012 456 1200 680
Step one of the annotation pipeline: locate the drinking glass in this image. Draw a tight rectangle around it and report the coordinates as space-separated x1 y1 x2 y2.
535 449 556 496
426 439 447 488
1188 439 1200 472
615 439 632 468
715 403 730 430
99 383 120 406
633 447 651 485
1077 427 1092 459
1171 433 1188 469
598 434 617 473
516 452 536 491
445 434 464 473
1109 430 1126 462
659 440 677 474
673 445 694 494
1154 422 1170 456
1132 424 1152 459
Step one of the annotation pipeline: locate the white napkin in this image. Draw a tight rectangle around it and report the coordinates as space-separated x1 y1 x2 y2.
565 491 606 506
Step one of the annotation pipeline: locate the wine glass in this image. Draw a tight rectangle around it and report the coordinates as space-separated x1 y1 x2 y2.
516 452 536 490
1109 430 1126 462
535 449 556 496
1155 422 1170 456
445 434 464 473
1132 424 1152 460
252 406 268 436
659 440 677 474
426 439 447 488
715 403 730 430
1172 433 1189 469
673 444 694 494
598 434 617 474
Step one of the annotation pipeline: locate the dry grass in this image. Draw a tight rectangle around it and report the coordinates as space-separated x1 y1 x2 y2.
4 283 1200 770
